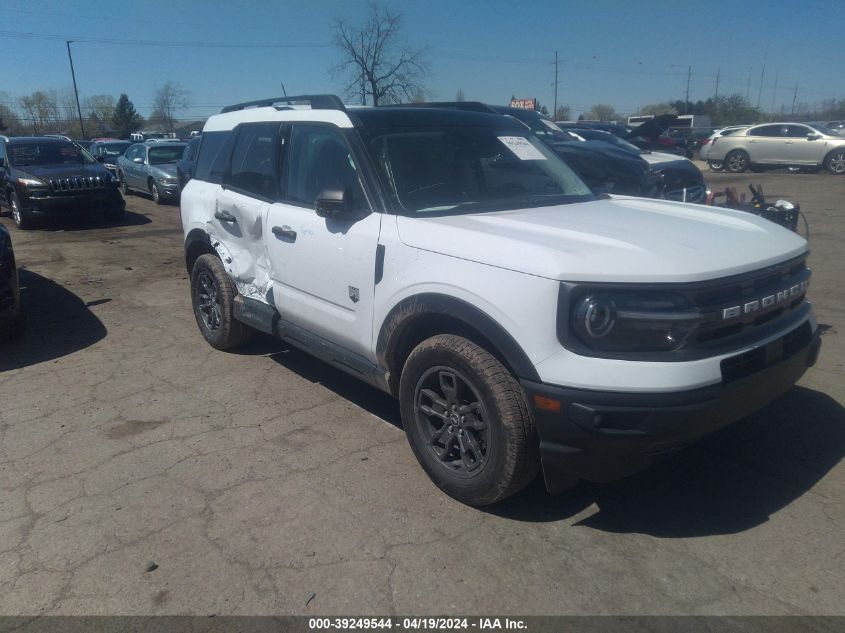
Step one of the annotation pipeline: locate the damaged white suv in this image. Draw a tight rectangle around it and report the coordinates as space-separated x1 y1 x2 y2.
181 95 821 506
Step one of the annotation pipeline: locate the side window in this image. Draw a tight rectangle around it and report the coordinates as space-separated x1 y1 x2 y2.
748 125 782 137
224 123 280 199
195 131 233 184
286 125 365 210
785 125 811 138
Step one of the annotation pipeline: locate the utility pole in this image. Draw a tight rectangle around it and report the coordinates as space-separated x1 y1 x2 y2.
684 66 691 114
360 33 366 106
770 72 778 121
553 50 559 119
746 68 752 100
791 82 799 116
756 52 767 110
714 68 720 99
66 40 85 139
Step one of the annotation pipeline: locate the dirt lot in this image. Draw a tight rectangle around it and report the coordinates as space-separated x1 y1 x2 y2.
1 168 843 616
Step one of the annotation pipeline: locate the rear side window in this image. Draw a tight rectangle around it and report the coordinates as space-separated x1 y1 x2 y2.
195 131 233 183
224 123 280 200
748 125 782 137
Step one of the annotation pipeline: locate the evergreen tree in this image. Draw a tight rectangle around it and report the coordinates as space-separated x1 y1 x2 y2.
111 94 142 139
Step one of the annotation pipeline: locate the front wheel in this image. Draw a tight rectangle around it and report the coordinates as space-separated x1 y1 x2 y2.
399 334 539 506
190 254 251 350
9 192 34 230
725 150 750 173
151 182 164 205
119 173 131 195
825 149 845 175
707 160 725 172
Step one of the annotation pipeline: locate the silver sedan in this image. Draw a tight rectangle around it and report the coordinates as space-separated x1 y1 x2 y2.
706 122 845 174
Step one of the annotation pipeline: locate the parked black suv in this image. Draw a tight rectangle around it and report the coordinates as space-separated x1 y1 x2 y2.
0 136 125 229
0 223 22 339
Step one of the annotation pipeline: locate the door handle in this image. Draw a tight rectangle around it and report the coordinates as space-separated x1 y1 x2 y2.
215 210 237 223
785 141 794 144
272 225 297 241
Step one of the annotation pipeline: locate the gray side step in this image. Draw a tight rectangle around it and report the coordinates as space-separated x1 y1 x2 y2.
233 295 278 335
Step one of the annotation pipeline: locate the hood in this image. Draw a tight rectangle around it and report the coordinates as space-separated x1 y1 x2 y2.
150 164 177 178
395 197 807 283
626 114 677 142
17 163 110 181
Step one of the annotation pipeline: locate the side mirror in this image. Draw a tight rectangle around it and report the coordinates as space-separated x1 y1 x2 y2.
807 133 821 140
315 188 351 218
133 157 144 164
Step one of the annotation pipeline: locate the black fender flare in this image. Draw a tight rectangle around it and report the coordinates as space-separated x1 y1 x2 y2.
184 228 214 272
376 293 541 390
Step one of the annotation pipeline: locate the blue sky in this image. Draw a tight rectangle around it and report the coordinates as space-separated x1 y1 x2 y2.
1 0 842 121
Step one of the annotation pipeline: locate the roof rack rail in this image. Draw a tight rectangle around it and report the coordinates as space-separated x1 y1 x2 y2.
221 94 346 114
383 101 495 114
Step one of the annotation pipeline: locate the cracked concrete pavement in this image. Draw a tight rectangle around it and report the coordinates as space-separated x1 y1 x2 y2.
0 169 843 616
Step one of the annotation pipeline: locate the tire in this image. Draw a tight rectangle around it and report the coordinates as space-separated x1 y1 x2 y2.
399 334 539 506
707 160 725 172
9 192 34 230
119 173 131 195
190 254 251 350
151 181 163 205
725 150 750 173
824 148 845 175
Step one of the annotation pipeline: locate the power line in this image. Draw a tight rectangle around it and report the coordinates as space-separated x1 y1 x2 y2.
0 29 331 49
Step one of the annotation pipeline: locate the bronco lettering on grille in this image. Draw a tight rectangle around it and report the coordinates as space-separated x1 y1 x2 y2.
721 280 808 320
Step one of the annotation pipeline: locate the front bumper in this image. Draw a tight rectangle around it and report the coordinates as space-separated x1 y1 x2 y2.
22 188 125 216
522 322 821 492
157 181 180 198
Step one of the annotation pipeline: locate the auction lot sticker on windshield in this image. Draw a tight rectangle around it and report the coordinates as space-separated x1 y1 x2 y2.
497 136 547 160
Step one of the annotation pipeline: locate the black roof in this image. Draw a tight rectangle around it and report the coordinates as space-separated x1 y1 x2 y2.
352 107 525 129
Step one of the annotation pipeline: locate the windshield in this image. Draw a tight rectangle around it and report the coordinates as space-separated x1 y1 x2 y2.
361 125 594 215
8 142 94 167
148 146 185 164
101 142 131 156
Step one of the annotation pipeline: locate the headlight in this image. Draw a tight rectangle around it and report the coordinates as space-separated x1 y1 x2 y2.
17 177 47 188
160 176 177 184
571 291 701 352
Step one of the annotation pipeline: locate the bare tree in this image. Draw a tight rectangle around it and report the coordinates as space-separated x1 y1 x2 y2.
554 105 571 121
331 3 428 106
19 91 59 134
456 88 465 102
152 82 190 133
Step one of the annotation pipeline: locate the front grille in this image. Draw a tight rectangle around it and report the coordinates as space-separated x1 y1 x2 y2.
693 256 810 348
49 176 105 193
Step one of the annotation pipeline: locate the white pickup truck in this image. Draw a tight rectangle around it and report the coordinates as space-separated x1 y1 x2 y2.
180 95 821 506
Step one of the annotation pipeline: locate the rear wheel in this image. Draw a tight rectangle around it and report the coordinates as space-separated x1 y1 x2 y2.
825 149 845 174
707 160 724 172
725 150 750 173
399 334 539 506
190 254 251 350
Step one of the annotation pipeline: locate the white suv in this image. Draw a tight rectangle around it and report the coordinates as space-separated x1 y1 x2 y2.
180 95 821 506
